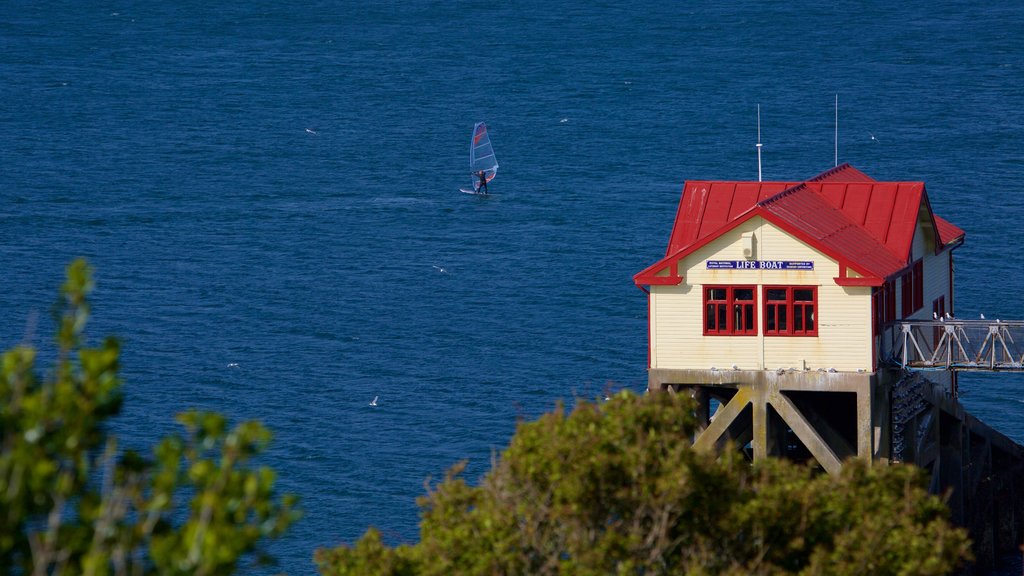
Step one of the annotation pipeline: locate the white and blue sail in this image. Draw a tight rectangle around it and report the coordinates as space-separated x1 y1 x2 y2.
469 122 498 191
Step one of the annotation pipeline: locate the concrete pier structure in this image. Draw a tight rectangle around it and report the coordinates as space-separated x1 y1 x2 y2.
650 369 886 471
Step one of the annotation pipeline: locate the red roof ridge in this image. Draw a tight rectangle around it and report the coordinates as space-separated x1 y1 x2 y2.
806 163 876 183
757 185 906 279
757 182 809 208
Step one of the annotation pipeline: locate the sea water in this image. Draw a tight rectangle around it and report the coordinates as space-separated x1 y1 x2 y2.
3 1 1023 573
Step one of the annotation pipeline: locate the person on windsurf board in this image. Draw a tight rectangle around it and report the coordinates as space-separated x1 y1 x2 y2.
476 170 489 194
459 122 497 195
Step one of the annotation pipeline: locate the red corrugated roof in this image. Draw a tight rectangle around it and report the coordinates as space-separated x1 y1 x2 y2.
934 215 965 245
809 181 925 259
810 163 965 247
758 184 906 279
636 164 965 287
667 181 797 255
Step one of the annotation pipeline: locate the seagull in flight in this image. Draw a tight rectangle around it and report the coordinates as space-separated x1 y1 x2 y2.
369 395 378 407
305 128 319 135
227 362 240 368
432 265 448 273
869 132 879 142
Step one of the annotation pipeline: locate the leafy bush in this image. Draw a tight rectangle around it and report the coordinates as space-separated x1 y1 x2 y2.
0 260 300 575
317 391 970 575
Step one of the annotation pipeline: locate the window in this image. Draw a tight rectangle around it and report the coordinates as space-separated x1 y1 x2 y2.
764 286 817 336
886 279 896 323
901 270 911 316
874 279 898 333
900 260 924 316
913 260 923 312
703 286 756 335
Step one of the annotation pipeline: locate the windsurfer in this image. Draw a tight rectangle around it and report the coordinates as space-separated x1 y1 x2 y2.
476 170 488 194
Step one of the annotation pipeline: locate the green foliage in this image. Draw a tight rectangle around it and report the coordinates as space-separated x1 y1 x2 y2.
0 259 300 575
317 391 971 576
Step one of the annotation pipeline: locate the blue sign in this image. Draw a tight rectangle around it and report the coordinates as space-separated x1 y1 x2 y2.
706 260 814 270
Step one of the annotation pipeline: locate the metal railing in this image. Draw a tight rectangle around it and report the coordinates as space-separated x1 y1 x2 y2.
889 319 1024 371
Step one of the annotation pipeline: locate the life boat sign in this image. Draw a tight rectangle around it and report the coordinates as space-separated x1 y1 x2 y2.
706 260 814 270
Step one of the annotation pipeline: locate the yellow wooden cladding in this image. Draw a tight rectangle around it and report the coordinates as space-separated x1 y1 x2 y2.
648 216 953 373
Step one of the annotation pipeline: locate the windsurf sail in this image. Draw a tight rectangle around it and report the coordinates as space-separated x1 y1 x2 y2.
469 122 498 191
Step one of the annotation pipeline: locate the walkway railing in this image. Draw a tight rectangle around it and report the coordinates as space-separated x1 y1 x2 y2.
890 319 1024 371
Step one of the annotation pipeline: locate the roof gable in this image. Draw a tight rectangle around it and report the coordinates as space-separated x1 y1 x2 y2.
634 200 892 287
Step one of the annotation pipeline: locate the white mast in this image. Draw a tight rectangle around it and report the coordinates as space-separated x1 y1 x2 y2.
756 104 763 182
834 94 838 167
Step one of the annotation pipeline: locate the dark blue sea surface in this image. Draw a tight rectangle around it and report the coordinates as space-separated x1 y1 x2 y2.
3 1 1023 573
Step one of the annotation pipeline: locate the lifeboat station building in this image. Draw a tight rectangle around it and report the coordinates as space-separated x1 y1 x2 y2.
633 163 1024 567
633 164 965 472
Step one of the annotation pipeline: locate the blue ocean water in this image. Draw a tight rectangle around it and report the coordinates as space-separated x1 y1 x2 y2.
2 1 1023 573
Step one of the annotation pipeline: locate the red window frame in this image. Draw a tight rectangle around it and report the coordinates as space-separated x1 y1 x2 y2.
883 279 896 324
703 285 757 336
913 260 923 312
887 280 896 322
872 291 878 336
874 279 898 332
901 260 924 316
763 286 818 336
901 269 912 317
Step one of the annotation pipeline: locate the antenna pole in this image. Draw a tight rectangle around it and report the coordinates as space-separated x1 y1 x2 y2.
756 104 763 182
834 94 838 167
